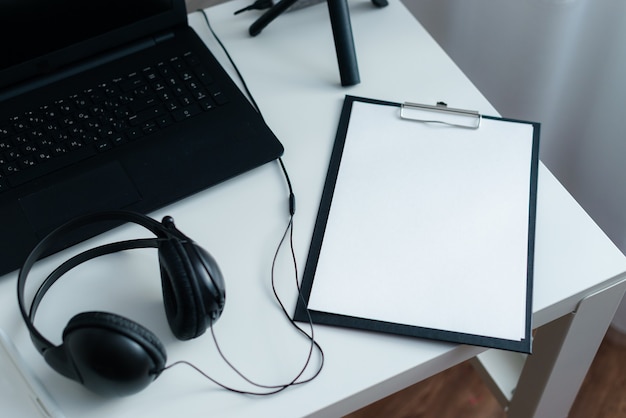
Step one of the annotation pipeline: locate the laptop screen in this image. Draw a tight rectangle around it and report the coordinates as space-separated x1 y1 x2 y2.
0 0 185 89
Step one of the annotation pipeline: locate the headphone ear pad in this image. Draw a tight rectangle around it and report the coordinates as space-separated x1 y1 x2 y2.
60 311 166 396
158 239 206 340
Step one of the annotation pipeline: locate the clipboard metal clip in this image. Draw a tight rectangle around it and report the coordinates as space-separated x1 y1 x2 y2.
400 101 482 129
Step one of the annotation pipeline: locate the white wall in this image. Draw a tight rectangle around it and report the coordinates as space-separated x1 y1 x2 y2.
401 0 626 331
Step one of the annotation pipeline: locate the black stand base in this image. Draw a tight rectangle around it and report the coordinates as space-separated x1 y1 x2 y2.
249 0 387 87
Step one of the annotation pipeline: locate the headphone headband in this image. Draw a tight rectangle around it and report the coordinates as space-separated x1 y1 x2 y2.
17 210 226 396
17 211 178 354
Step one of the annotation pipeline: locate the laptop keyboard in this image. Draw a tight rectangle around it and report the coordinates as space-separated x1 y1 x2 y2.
0 51 228 194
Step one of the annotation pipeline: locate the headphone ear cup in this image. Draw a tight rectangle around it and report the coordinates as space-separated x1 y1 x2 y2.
60 311 166 396
188 242 226 321
159 238 207 340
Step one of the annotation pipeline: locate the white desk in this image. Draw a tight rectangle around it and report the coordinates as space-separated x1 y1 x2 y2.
1 1 625 417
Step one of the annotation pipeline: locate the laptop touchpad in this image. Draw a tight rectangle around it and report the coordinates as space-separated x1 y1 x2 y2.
19 161 141 238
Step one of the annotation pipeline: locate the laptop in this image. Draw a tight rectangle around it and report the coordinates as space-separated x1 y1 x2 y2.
0 0 284 276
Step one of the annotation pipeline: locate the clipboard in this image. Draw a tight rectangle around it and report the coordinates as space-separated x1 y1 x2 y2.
294 95 540 353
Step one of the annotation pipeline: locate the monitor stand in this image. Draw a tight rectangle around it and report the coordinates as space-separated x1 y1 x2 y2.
249 0 388 87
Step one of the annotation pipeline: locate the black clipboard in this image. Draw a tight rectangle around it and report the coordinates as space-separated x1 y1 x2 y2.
294 95 540 353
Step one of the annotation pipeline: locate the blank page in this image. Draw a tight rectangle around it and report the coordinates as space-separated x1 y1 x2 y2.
304 98 537 347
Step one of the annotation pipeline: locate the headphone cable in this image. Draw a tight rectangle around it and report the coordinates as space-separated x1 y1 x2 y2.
161 8 324 396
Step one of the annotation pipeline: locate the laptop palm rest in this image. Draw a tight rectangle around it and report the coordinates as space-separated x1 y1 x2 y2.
19 161 141 238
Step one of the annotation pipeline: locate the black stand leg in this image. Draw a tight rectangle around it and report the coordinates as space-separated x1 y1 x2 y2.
248 0 387 86
249 0 298 36
327 0 359 86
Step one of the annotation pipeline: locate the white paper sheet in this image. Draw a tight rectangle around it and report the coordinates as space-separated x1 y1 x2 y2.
307 100 535 341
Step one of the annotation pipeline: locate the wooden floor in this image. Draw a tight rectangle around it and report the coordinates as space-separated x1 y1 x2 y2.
186 1 626 416
345 328 626 418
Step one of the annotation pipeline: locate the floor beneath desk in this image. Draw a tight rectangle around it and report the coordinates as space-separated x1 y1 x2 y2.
184 1 626 416
345 327 626 418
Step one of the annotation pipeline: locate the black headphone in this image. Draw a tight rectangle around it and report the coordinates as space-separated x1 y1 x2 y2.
17 211 226 397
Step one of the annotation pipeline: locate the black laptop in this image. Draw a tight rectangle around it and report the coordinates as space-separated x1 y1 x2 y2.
0 0 284 276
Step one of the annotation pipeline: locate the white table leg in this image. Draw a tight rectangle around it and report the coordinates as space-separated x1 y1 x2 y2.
507 279 626 418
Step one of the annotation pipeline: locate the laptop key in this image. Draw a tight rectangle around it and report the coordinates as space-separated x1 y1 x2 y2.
0 52 228 191
128 106 166 126
172 104 201 122
95 140 113 152
209 88 228 105
156 114 174 128
5 146 95 187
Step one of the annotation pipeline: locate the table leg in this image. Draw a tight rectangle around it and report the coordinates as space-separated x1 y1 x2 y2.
507 279 626 418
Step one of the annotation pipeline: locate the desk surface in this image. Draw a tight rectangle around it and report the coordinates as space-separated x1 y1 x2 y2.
1 1 625 417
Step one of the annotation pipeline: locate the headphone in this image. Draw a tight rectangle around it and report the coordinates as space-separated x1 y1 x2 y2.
17 211 226 397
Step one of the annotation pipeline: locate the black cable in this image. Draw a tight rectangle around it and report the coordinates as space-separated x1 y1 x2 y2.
198 9 296 214
161 8 324 396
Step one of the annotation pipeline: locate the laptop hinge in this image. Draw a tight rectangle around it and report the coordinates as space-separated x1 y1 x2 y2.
0 31 176 102
154 32 176 44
